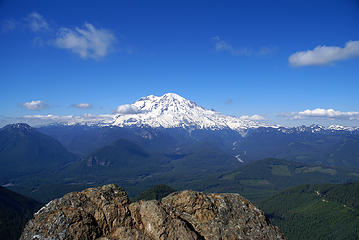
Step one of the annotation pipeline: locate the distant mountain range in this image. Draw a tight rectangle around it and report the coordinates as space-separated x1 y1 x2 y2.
33 93 359 169
37 122 359 169
19 93 358 132
0 93 359 204
4 93 357 168
1 93 358 239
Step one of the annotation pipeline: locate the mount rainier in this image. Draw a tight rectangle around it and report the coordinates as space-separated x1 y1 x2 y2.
24 93 357 133
38 93 270 130
112 93 270 130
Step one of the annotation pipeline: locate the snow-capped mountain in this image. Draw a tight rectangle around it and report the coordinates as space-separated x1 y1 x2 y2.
112 93 270 130
276 124 358 134
327 125 358 131
19 93 357 133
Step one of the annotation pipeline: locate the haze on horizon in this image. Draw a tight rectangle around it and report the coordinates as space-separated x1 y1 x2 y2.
1 0 359 127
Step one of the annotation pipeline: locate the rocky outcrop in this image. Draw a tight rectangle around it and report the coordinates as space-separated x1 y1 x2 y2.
21 184 285 240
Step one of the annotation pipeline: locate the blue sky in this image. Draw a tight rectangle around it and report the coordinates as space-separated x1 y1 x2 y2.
1 0 359 127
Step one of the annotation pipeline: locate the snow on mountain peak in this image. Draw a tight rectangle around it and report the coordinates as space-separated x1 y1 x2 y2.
132 92 198 112
4 123 33 131
112 93 267 130
327 125 356 131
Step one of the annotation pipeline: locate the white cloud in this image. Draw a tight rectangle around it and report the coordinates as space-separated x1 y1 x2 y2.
289 41 359 66
8 13 118 59
115 104 142 114
0 114 115 127
23 100 47 110
55 23 115 59
72 103 92 109
23 114 114 126
282 108 359 121
239 114 265 121
26 12 49 32
24 114 72 120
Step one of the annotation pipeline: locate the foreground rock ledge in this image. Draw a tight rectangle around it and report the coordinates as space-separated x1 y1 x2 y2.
21 184 285 240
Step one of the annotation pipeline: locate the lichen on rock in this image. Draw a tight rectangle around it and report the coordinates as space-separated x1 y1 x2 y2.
21 184 285 240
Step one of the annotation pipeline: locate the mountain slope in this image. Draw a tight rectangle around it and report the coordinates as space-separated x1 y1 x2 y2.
59 140 241 195
259 183 359 240
0 186 41 240
189 158 359 202
235 127 359 168
63 139 163 181
112 93 268 130
0 123 78 181
1 136 242 203
38 125 199 156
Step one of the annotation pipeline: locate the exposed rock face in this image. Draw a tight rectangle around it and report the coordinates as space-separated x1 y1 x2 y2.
21 184 285 240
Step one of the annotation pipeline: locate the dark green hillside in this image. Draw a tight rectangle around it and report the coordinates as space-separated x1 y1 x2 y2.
259 183 359 240
38 125 196 156
63 140 240 185
8 157 359 204
65 139 164 180
134 184 176 201
164 141 240 176
122 142 241 195
2 139 242 203
0 123 78 181
55 141 240 199
0 186 42 240
87 139 150 167
189 158 359 202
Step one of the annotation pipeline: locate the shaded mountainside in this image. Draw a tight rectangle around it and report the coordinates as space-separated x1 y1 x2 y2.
235 127 359 168
0 186 42 240
4 138 242 203
67 139 162 178
37 125 162 157
0 123 78 181
62 139 240 183
38 125 245 157
189 158 359 202
21 184 285 240
38 123 359 169
259 182 359 240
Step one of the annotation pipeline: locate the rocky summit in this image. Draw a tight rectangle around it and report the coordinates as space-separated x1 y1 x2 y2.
21 184 285 240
